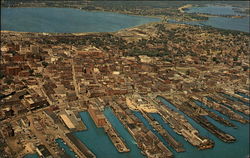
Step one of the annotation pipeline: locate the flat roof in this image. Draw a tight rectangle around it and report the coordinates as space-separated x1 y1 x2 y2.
60 114 75 129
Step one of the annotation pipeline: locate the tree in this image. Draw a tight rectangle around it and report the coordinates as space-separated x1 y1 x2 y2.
42 61 49 68
4 78 13 85
29 69 34 75
0 71 4 79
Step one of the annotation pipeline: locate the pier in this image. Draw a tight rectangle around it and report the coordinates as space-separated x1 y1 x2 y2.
66 133 96 158
160 96 214 150
87 106 130 153
142 111 185 152
171 98 236 143
104 121 130 153
190 99 235 127
215 93 250 116
156 96 214 150
205 96 249 124
133 111 174 158
236 90 250 100
225 91 250 104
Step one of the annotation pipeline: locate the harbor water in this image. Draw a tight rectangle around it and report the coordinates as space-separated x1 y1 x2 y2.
55 138 77 158
73 110 145 158
185 4 245 16
23 153 39 158
183 4 250 33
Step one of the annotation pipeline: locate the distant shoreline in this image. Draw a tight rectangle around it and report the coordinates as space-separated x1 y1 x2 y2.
1 6 163 20
1 2 249 35
178 4 193 13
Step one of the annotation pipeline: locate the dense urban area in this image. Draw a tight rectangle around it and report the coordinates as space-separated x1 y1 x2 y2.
1 1 250 158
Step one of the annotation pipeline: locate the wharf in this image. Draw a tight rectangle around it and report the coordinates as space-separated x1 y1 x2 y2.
142 111 185 152
62 110 87 131
66 133 96 158
215 94 250 116
222 92 250 106
236 89 250 98
192 115 236 143
188 99 235 127
62 153 72 158
109 105 140 143
172 99 236 143
156 96 214 150
204 97 249 124
104 122 130 153
225 91 250 103
87 105 130 153
157 142 174 158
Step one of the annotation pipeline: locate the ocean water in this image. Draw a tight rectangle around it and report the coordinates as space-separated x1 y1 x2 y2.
1 8 159 33
1 6 249 33
169 15 250 33
184 16 250 33
73 110 144 158
157 97 249 158
186 4 244 16
183 4 250 33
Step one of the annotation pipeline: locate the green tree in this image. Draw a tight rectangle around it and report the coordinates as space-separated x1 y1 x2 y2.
0 71 4 79
42 61 49 68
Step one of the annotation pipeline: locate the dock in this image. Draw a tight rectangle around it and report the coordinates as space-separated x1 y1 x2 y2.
87 106 130 153
156 96 214 150
189 99 235 127
171 98 236 143
226 91 250 103
142 111 185 152
215 93 250 116
205 96 249 124
104 121 130 153
66 133 96 158
236 89 250 99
